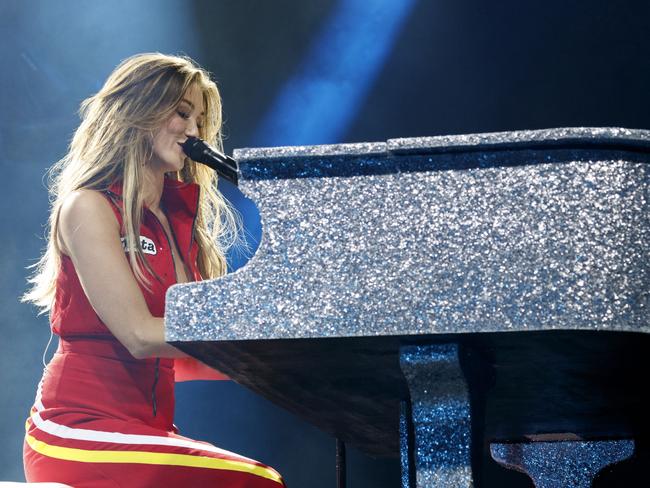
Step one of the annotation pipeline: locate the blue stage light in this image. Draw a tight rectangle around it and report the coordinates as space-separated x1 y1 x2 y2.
252 0 416 146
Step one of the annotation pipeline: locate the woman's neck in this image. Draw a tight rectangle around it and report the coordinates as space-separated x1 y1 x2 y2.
142 166 166 213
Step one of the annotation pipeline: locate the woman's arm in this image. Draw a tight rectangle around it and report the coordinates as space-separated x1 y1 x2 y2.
58 189 186 359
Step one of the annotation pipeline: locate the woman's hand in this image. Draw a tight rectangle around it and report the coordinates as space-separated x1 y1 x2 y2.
58 189 185 359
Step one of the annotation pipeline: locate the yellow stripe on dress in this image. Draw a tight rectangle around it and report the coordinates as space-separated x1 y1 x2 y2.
25 434 283 484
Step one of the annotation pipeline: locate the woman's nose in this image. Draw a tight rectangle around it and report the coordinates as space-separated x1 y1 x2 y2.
185 119 199 137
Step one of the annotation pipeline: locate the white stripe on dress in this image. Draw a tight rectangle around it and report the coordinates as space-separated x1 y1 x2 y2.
31 377 257 463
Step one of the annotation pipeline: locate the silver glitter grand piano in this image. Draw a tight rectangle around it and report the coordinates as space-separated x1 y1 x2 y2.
165 128 650 487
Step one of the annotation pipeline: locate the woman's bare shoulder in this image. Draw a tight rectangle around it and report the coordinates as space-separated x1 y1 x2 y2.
58 189 119 255
60 189 117 223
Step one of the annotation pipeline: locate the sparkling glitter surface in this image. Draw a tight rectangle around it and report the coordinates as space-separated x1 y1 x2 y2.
165 127 650 342
387 127 650 154
490 440 635 487
400 344 473 488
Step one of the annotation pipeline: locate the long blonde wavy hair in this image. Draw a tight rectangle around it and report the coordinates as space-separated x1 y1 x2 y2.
23 53 240 313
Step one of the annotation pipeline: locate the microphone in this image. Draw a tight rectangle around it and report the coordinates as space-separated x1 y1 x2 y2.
181 136 240 185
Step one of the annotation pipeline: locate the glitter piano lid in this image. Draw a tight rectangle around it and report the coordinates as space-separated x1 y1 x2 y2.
233 127 650 180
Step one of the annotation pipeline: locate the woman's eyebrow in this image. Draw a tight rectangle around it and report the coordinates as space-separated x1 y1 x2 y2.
180 98 205 116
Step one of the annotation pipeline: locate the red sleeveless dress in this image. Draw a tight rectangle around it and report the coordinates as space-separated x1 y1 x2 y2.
23 178 284 487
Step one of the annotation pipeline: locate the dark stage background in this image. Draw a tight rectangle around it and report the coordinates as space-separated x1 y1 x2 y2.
1 0 649 485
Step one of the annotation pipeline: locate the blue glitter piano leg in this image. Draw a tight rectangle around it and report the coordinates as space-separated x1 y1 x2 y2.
399 344 473 487
399 401 414 488
490 439 634 487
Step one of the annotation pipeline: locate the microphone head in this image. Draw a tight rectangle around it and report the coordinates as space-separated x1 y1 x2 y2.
180 136 240 186
180 136 205 162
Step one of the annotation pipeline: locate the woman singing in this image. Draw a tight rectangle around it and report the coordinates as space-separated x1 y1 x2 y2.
22 53 284 487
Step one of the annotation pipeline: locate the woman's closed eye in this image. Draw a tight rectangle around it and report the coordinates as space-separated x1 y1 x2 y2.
176 110 204 129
